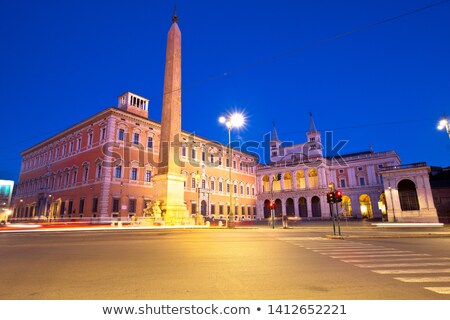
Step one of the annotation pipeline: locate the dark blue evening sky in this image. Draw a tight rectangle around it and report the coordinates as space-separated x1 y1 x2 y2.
1 0 449 182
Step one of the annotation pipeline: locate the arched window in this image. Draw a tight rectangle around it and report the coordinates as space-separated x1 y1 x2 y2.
264 199 271 218
398 179 419 211
284 172 292 190
262 175 270 193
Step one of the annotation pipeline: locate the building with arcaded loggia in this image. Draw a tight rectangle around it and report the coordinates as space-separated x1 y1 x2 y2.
256 114 405 221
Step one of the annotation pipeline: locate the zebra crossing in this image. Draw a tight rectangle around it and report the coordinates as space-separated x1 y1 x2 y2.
279 237 450 295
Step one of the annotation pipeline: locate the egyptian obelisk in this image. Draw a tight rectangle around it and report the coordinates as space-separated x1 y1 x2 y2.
152 11 191 225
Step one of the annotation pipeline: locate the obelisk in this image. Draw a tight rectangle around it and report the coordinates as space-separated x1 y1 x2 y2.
152 11 191 225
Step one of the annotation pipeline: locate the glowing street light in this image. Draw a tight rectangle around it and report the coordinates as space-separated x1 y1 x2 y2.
437 114 449 138
218 112 246 227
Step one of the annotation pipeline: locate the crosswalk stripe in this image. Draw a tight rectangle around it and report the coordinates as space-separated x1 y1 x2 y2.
330 253 430 259
373 268 450 275
313 248 396 252
395 276 450 283
342 257 450 263
355 262 450 268
424 287 450 294
325 251 411 256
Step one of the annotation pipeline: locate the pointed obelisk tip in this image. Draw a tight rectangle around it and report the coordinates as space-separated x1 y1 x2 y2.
172 4 178 23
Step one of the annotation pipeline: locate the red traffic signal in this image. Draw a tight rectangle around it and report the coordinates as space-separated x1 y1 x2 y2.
335 190 343 202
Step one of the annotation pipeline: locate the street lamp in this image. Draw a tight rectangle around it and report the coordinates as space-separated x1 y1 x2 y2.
437 114 450 138
219 112 245 227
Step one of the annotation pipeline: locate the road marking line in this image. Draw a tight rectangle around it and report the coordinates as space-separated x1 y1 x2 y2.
424 287 450 294
373 268 450 275
356 262 450 268
313 248 395 252
330 253 430 259
326 251 411 256
342 257 450 263
395 277 450 283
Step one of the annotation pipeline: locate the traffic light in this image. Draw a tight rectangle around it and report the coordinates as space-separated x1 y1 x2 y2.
335 190 343 202
269 201 275 209
326 192 336 204
273 173 282 181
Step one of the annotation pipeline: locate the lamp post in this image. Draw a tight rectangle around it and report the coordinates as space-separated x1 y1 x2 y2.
219 112 245 228
437 113 450 138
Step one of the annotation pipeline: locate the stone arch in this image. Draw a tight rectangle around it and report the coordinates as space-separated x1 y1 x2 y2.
311 196 321 217
296 170 306 189
309 169 318 189
201 200 207 216
398 179 419 211
275 199 282 217
263 199 271 218
286 198 295 216
298 197 308 217
341 195 352 217
284 172 292 190
359 194 373 219
262 175 270 193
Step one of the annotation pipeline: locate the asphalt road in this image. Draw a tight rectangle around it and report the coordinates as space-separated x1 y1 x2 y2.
1 228 450 300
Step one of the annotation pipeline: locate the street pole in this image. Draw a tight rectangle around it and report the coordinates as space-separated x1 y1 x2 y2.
271 178 275 229
330 203 336 235
335 202 341 236
228 126 233 227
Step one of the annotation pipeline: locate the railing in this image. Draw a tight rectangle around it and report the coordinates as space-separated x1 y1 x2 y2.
379 162 427 171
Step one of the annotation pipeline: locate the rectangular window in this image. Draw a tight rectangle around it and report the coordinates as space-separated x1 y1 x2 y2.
252 187 255 196
131 168 138 180
227 183 230 193
202 151 206 162
379 175 383 184
118 129 125 141
79 198 85 214
115 166 122 178
240 162 243 171
247 186 250 195
145 170 151 182
226 158 230 167
210 154 214 163
77 138 82 150
182 146 186 157
210 181 215 191
112 199 120 212
234 185 238 194
69 141 74 153
218 157 222 166
97 165 102 178
358 167 363 171
72 171 77 184
359 177 366 186
219 182 223 192
128 199 136 213
101 127 106 140
191 148 196 160
202 179 206 189
211 204 215 215
192 178 196 188
340 179 346 188
147 137 153 148
219 205 223 216
233 160 236 169
133 133 139 145
92 198 98 213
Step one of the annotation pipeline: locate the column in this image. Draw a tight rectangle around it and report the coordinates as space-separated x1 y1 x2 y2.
294 197 299 217
292 171 297 190
304 169 310 189
306 196 312 218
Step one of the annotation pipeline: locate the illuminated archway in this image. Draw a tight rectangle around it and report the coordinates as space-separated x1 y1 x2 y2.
341 196 352 217
359 194 373 219
309 169 318 189
296 170 306 189
275 199 282 217
263 199 271 218
262 175 270 193
284 172 292 190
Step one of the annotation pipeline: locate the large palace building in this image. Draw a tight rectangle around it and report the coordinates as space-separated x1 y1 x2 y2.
13 91 258 222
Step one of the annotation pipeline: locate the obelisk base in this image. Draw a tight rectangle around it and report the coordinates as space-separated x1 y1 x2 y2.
152 172 193 226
